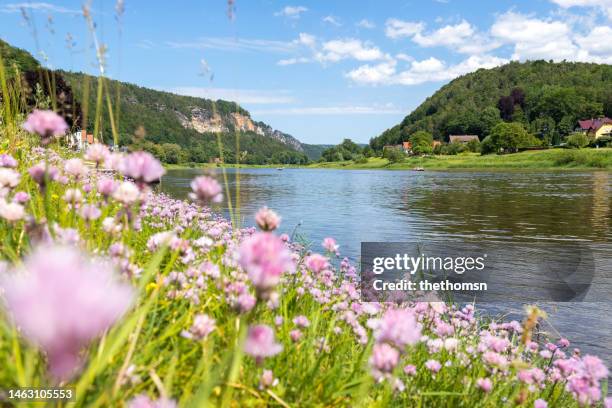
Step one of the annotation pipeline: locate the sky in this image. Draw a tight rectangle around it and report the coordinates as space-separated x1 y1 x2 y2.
1 0 612 144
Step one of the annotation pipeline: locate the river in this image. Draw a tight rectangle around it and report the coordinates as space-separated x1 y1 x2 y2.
159 168 611 373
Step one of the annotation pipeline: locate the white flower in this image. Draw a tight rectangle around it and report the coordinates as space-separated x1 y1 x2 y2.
0 200 25 221
64 158 89 179
112 181 140 205
0 168 21 190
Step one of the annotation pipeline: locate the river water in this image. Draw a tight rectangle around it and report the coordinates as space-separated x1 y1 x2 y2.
159 168 611 371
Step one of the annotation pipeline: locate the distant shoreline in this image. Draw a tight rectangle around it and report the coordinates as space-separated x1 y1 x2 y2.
165 148 612 171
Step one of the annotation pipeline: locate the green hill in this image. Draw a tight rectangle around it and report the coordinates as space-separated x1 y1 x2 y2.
0 38 313 164
370 60 612 150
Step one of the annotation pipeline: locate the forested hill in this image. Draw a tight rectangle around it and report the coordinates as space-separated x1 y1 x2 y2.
0 38 322 164
370 61 612 149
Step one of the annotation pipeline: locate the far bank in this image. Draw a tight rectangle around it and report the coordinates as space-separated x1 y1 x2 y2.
165 148 612 171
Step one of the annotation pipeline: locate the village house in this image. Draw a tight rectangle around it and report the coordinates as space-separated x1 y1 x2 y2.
577 117 612 139
402 141 412 153
449 135 480 144
65 130 98 151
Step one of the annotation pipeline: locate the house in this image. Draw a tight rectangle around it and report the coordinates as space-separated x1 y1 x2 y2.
402 141 412 153
577 118 612 139
65 130 98 151
449 135 479 144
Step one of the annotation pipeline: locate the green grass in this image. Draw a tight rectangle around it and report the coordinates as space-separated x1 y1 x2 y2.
308 148 612 171
164 149 612 172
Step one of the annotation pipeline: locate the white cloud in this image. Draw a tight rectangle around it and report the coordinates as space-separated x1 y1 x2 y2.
277 57 311 66
0 2 79 14
296 33 316 48
491 12 576 60
316 39 385 62
385 19 425 39
412 20 475 47
323 15 342 26
166 37 296 53
251 105 404 115
549 0 612 19
575 26 612 55
166 87 295 104
345 61 398 84
395 53 413 62
346 55 508 86
356 19 376 29
386 18 500 54
274 6 307 19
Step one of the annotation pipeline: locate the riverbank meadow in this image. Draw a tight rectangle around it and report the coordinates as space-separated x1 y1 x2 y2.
0 111 610 407
167 148 612 172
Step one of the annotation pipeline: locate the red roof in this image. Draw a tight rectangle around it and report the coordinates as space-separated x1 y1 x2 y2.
402 141 412 149
578 117 612 132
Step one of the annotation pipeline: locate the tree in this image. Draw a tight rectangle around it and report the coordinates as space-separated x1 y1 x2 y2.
566 132 590 148
481 122 540 154
382 147 405 163
466 139 481 153
497 96 515 121
161 143 183 164
480 106 502 137
409 131 433 154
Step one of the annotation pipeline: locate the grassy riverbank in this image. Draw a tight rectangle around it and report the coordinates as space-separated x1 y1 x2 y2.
165 149 612 171
310 148 612 170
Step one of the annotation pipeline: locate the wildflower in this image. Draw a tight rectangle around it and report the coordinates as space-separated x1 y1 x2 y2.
374 308 422 349
604 397 612 408
113 181 140 205
239 232 295 296
0 245 133 379
63 188 83 205
290 329 302 342
476 378 492 393
12 191 30 204
102 217 122 235
189 176 222 203
243 324 283 363
305 253 328 273
370 343 400 374
104 152 125 170
22 109 68 144
80 204 102 221
97 177 118 197
181 314 215 340
64 158 89 180
0 168 20 193
28 162 59 187
237 293 256 313
444 338 459 352
259 369 278 389
0 200 25 222
558 338 570 348
255 206 281 231
534 399 547 408
403 364 416 376
84 143 109 165
119 151 165 186
293 315 310 328
127 395 177 408
425 359 442 373
0 154 17 168
322 237 339 254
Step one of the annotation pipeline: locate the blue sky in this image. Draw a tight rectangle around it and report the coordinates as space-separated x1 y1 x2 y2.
1 0 611 144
